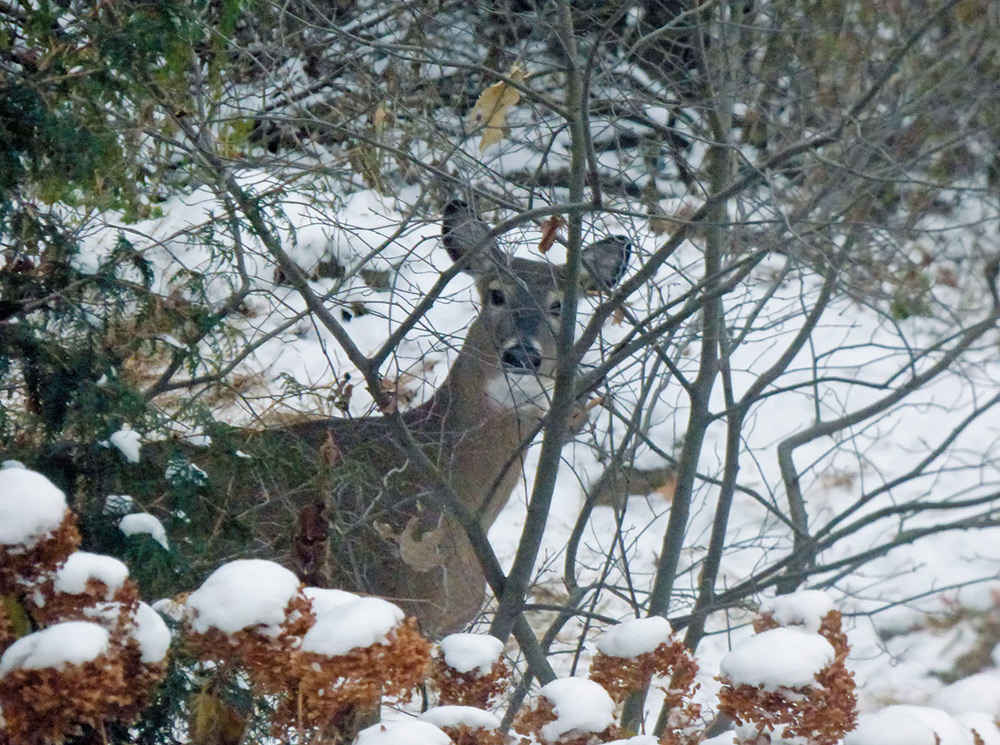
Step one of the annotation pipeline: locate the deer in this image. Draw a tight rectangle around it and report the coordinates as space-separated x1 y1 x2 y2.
85 199 630 637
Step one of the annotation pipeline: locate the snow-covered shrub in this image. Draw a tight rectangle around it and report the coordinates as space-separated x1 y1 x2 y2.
355 718 452 745
421 705 503 745
24 550 136 627
0 469 170 744
717 592 857 745
589 615 701 742
514 677 620 744
289 594 430 734
183 560 430 740
432 632 509 708
0 466 80 594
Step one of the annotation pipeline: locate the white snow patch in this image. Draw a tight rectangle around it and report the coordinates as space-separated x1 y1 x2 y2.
930 671 1000 715
0 468 67 548
844 705 977 745
955 712 1000 745
151 597 186 623
301 596 403 656
103 494 135 515
537 677 615 742
760 590 835 633
596 616 672 658
439 633 504 676
184 433 212 448
108 425 142 463
355 719 451 745
157 333 185 349
133 601 171 664
119 512 169 550
720 627 834 690
700 734 737 745
420 705 500 730
2 459 25 469
54 551 129 597
605 737 662 745
186 559 300 636
304 587 360 619
0 621 110 676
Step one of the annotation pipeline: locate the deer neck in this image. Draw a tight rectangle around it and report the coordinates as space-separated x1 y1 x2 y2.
417 322 549 528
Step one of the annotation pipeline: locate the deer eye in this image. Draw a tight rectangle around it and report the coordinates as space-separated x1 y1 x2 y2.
489 288 506 306
549 299 562 316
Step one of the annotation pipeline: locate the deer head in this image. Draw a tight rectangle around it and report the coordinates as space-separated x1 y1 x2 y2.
440 199 630 418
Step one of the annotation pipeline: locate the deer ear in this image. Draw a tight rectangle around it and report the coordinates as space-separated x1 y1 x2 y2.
581 235 631 290
442 199 502 275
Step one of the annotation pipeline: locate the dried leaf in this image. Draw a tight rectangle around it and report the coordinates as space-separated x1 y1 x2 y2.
468 63 526 152
612 305 626 325
537 215 565 254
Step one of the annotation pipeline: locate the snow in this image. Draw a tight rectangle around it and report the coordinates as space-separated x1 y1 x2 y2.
844 705 978 745
929 671 1000 715
133 601 172 664
596 615 672 658
759 590 835 633
537 677 616 742
439 633 504 676
604 737 661 745
0 621 110 676
720 628 835 690
0 468 67 547
955 712 1000 745
354 719 452 745
108 425 142 463
301 596 404 656
304 587 360 619
55 169 1000 735
700 734 737 745
53 551 129 597
420 705 500 730
185 559 301 636
151 597 186 622
103 494 135 515
119 512 169 550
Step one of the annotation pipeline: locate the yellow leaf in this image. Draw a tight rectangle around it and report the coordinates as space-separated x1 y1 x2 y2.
189 688 246 745
1 594 32 638
468 63 526 152
373 103 389 132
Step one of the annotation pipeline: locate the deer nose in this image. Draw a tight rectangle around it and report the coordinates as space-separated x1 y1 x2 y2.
501 342 543 371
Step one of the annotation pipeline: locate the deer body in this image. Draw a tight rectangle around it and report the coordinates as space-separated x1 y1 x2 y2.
89 201 629 637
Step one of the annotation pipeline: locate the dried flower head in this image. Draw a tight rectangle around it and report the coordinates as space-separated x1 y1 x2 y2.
288 616 430 734
515 677 620 744
717 610 856 745
589 617 701 741
25 552 138 628
0 469 79 595
0 512 80 597
0 622 127 745
431 633 508 708
422 705 503 745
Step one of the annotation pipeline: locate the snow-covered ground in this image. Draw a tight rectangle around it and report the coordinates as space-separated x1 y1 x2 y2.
67 180 1000 741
